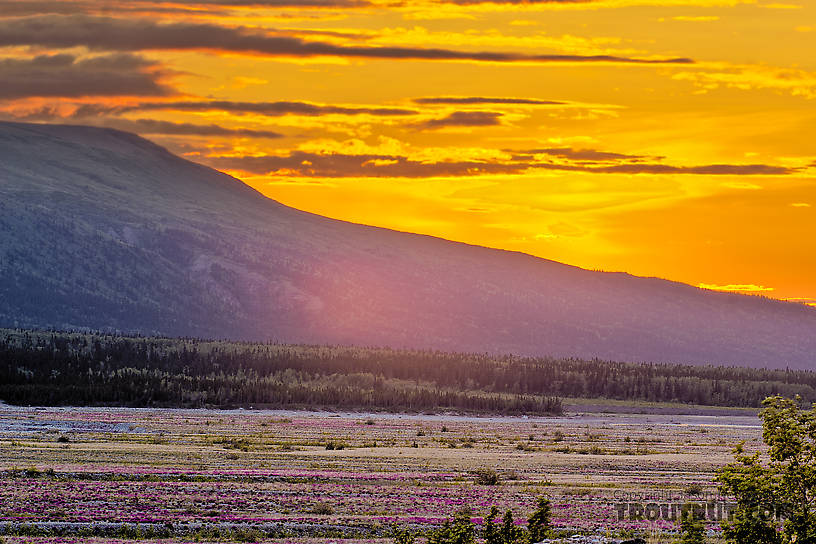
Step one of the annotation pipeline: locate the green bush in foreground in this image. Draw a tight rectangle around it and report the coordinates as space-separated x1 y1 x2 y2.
679 503 706 544
393 525 416 544
427 509 476 544
716 395 816 544
527 497 553 542
483 506 501 544
398 496 553 544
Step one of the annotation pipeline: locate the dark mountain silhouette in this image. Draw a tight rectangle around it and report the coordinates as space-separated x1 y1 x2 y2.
1 120 814 368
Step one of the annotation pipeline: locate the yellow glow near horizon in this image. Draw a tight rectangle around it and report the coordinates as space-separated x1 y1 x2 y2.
1 0 814 303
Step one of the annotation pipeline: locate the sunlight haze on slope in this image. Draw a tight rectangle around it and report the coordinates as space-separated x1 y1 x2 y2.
0 0 813 304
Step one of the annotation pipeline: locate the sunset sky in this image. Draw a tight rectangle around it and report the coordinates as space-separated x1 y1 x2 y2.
1 0 814 304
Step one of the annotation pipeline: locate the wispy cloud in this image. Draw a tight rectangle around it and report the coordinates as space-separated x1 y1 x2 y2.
415 96 566 105
418 111 504 129
698 283 775 293
673 64 816 98
671 15 719 21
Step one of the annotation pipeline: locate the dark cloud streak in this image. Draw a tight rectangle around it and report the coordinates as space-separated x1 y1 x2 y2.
439 0 589 4
0 53 171 99
203 150 794 178
420 111 504 129
0 0 370 16
549 163 794 175
73 100 418 117
0 15 695 64
515 147 660 162
0 115 285 138
415 96 566 105
207 151 522 178
103 118 284 138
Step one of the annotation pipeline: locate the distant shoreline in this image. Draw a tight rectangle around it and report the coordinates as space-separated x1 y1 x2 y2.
565 400 759 416
0 398 759 419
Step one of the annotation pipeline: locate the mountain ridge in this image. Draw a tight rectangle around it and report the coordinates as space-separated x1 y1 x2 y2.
1 120 814 369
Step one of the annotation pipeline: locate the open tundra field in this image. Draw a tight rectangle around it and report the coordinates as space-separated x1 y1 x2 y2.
0 405 763 543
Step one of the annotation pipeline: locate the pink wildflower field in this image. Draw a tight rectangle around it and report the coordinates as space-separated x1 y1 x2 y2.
0 406 761 543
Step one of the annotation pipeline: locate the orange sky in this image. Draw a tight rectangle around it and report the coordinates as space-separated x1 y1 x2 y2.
1 0 814 304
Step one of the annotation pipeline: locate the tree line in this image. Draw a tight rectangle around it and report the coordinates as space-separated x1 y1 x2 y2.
1 328 815 411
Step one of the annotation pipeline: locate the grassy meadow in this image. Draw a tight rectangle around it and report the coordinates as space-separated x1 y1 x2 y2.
0 404 762 543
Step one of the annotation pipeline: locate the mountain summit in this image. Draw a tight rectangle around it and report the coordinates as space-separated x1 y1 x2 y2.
1 121 813 368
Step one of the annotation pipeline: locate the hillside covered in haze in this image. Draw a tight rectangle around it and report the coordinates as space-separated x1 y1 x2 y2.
0 121 814 369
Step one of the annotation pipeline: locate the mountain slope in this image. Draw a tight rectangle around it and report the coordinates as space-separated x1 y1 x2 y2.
1 120 814 368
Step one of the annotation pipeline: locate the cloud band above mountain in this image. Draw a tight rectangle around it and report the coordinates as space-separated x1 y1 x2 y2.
0 15 695 64
0 53 171 99
205 150 794 178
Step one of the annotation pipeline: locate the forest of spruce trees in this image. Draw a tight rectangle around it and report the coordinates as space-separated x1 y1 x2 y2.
1 328 815 412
